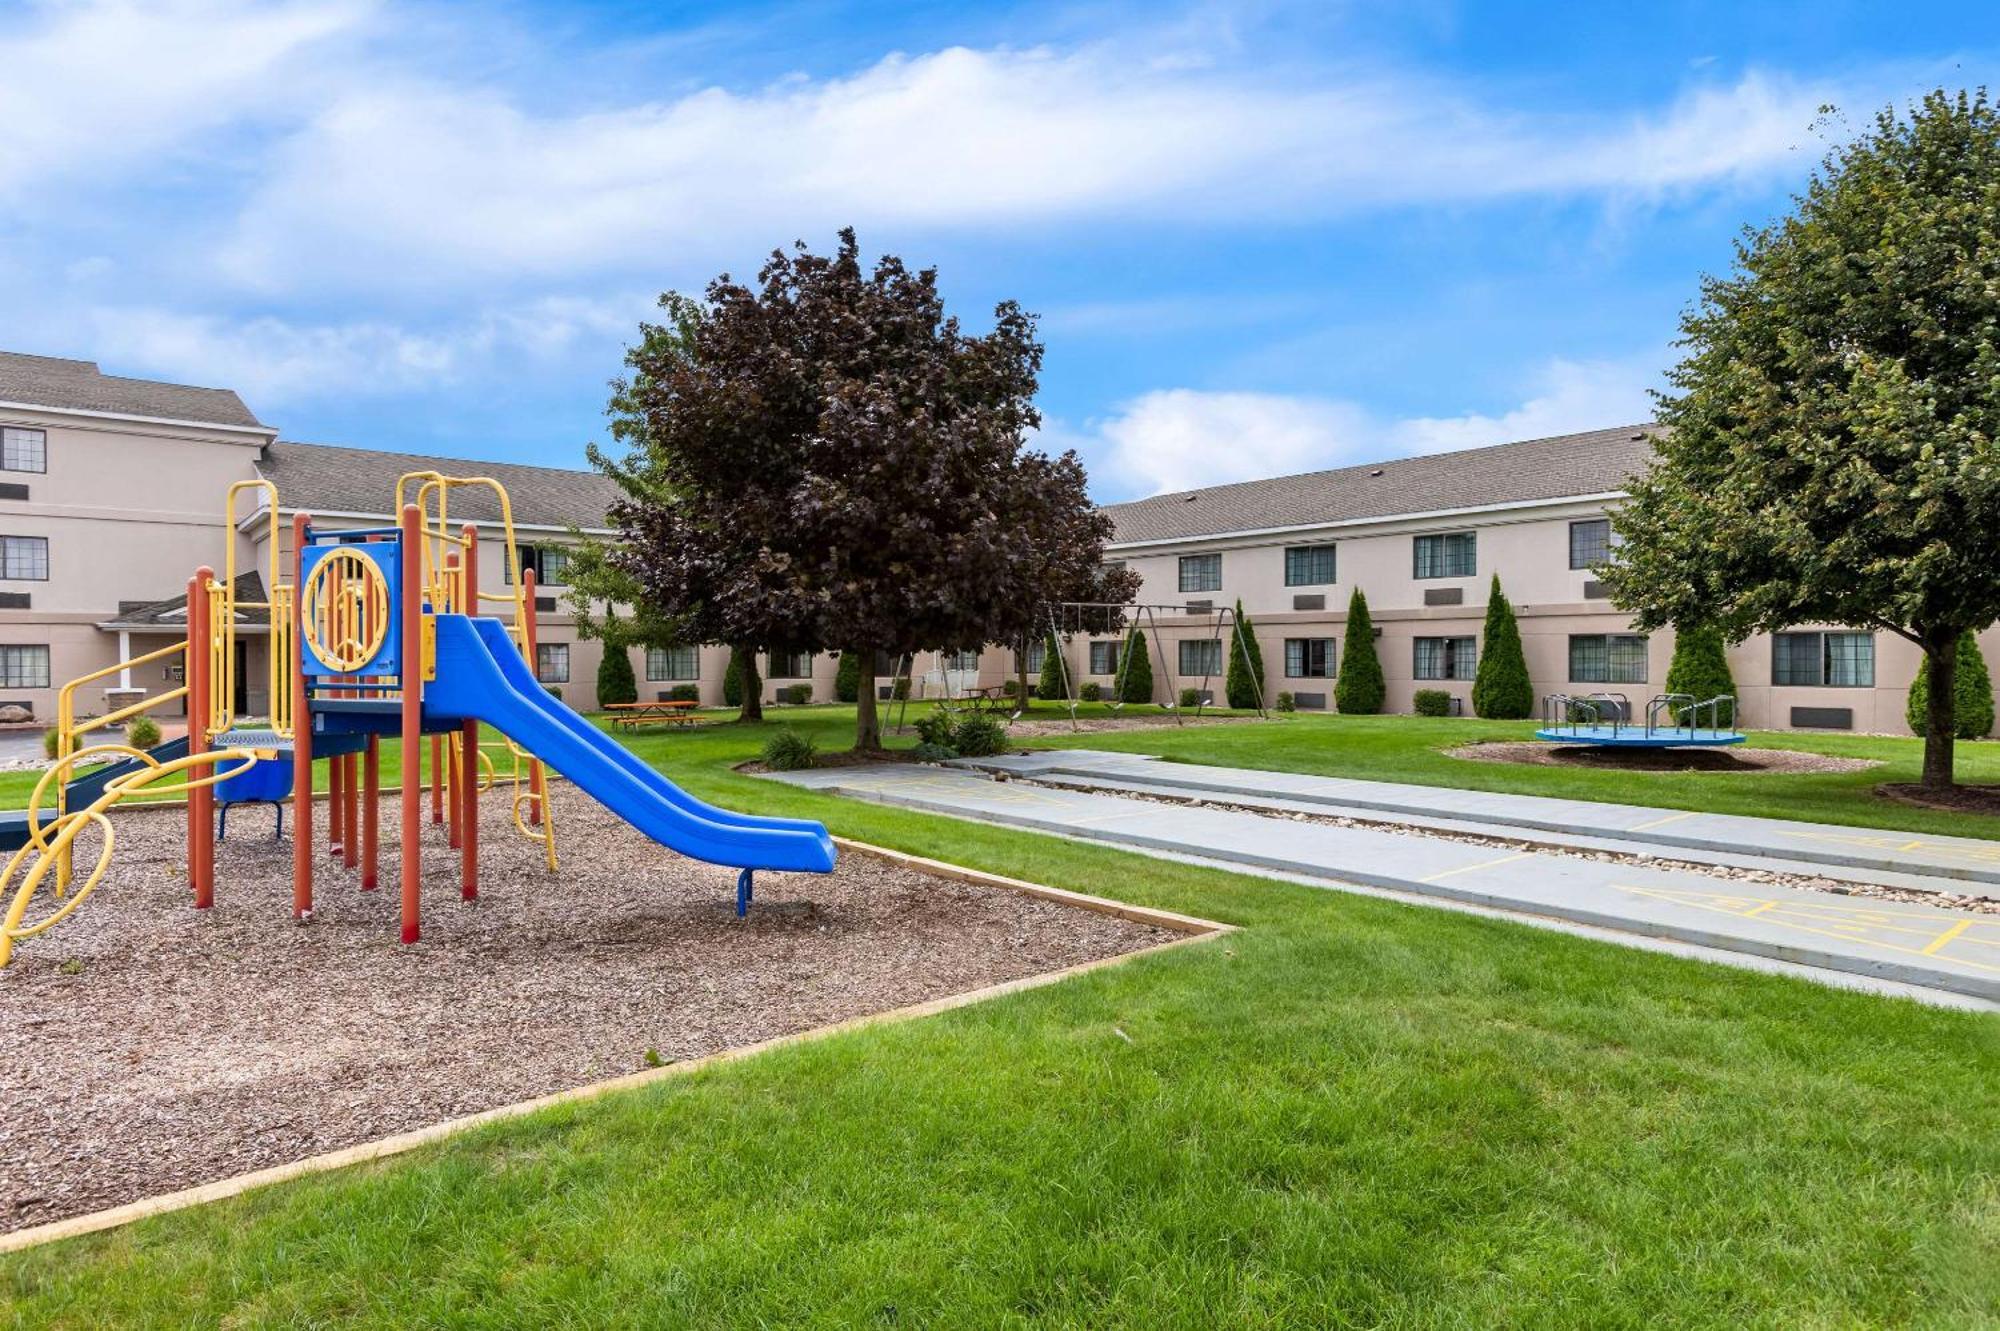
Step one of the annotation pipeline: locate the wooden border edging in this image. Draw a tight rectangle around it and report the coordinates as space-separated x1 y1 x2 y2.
0 841 1231 1256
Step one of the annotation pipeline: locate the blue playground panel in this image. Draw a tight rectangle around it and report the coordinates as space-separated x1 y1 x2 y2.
1536 724 1747 747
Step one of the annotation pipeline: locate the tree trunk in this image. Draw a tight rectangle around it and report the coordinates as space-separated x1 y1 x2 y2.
1016 632 1031 713
1920 633 1957 790
736 642 762 723
853 643 882 751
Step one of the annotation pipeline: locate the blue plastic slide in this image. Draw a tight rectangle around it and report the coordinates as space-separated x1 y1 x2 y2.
423 614 837 874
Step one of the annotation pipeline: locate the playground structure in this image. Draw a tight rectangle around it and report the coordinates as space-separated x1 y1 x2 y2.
0 474 835 967
1536 692 1745 748
1036 601 1268 730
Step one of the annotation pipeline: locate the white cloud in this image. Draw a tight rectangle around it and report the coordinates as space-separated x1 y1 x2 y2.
0 0 367 193
1083 356 1662 499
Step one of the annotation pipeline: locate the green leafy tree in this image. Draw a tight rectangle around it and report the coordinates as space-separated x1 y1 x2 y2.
834 650 861 703
1334 589 1384 714
1224 600 1265 709
1035 629 1066 700
1665 625 1737 723
597 230 1133 751
1907 632 1995 739
595 641 638 709
1472 576 1533 719
1603 91 2000 788
1113 628 1154 704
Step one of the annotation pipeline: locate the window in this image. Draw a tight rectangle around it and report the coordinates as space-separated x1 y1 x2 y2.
1285 637 1336 678
1413 532 1476 579
0 536 48 581
646 645 698 681
1773 631 1874 687
1284 544 1337 586
1569 519 1615 570
535 643 569 683
1179 639 1222 676
0 644 49 689
1 428 45 473
940 649 981 673
1569 633 1649 684
508 544 571 587
1178 554 1222 593
768 649 813 679
1414 636 1477 680
1020 639 1046 674
1088 640 1121 675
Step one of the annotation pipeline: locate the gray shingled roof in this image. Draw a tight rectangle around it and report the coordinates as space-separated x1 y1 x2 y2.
1101 424 1663 545
259 440 623 531
0 351 268 430
102 573 268 629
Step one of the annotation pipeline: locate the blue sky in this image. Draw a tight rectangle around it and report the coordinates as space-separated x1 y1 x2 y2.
5 1 1996 501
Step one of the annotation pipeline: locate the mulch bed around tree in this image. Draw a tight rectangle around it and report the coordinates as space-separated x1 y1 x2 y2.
1446 741 1882 775
1876 782 2000 817
0 789 1171 1234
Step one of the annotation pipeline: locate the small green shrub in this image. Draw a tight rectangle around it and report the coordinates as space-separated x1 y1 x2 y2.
596 644 638 708
911 742 959 762
914 710 957 748
1907 631 1995 739
665 684 700 703
1413 689 1452 717
951 713 1007 757
1079 681 1103 703
1178 687 1202 709
1275 692 1296 713
126 715 163 749
761 727 818 771
890 676 911 701
834 651 861 703
43 728 60 760
777 683 812 705
1000 678 1025 699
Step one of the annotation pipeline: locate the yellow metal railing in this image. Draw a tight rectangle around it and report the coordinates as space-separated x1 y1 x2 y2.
217 479 294 741
54 639 191 888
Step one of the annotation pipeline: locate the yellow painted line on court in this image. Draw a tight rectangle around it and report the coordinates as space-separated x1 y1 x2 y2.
1742 900 1781 917
1629 810 1698 832
1418 852 1533 884
1923 918 1974 955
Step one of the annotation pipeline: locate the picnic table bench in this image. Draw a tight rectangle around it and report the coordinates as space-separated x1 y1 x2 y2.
604 700 706 730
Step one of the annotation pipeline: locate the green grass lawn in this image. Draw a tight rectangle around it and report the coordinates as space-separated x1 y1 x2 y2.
4 707 1995 1327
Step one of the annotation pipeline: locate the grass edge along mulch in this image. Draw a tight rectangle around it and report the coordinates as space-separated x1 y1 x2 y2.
0 837 1228 1258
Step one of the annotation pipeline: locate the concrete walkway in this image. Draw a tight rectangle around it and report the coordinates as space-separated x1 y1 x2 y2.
960 751 2000 891
766 759 2000 1008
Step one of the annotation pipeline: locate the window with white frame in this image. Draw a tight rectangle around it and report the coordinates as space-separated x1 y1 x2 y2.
507 544 571 587
1179 639 1222 676
1413 532 1476 579
1 428 46 473
939 648 981 673
1772 631 1874 687
768 649 813 679
0 644 49 688
1285 637 1336 678
535 643 569 683
0 536 48 581
1284 544 1336 587
1178 553 1222 593
1020 639 1046 674
1569 519 1615 570
646 645 699 680
1414 636 1477 680
1569 633 1648 684
1088 640 1120 675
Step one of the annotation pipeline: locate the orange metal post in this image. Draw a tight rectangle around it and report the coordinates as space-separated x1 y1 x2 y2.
430 735 445 824
522 567 544 826
341 752 359 869
291 515 314 919
443 551 461 853
187 568 215 909
459 523 479 901
361 736 380 891
328 742 345 856
399 503 424 945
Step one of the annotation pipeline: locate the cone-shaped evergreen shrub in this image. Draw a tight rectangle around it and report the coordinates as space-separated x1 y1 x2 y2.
723 647 747 708
596 645 638 708
1036 630 1066 700
834 650 861 703
1225 600 1265 709
1113 627 1154 704
1907 631 1995 739
1471 576 1533 719
1665 625 1736 722
1334 588 1384 714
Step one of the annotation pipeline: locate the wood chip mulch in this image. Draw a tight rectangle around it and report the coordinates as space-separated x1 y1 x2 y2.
0 789 1171 1234
1446 741 1881 774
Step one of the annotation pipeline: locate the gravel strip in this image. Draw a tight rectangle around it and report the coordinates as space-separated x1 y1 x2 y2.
0 789 1171 1233
1007 776 2000 914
